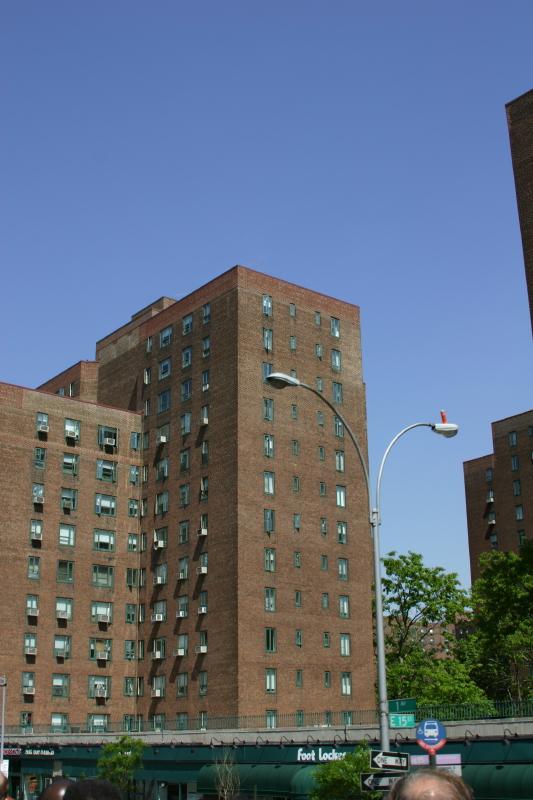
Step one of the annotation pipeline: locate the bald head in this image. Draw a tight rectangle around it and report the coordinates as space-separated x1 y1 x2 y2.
39 780 74 800
387 770 473 800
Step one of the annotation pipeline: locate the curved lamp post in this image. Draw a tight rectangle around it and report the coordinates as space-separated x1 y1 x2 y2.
266 372 458 750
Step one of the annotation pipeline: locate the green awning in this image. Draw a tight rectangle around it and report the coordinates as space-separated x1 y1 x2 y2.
463 764 533 799
197 764 317 797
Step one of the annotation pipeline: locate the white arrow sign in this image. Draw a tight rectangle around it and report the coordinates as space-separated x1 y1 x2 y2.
370 750 409 771
361 772 403 790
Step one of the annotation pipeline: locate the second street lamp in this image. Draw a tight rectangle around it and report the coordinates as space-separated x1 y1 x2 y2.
266 371 458 751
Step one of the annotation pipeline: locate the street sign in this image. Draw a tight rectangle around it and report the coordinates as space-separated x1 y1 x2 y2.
361 772 403 792
390 713 415 728
389 697 417 713
370 750 409 772
416 719 447 755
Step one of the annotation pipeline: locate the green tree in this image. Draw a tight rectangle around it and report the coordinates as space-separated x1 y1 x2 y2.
381 551 491 706
97 735 144 794
467 541 533 701
310 744 380 800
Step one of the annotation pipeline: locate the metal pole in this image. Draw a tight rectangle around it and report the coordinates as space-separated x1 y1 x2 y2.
0 676 7 775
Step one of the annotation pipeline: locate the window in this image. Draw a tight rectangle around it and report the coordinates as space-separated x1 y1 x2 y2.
518 530 526 546
143 398 150 417
54 635 71 658
293 551 302 568
291 404 298 420
330 317 340 337
160 326 173 348
332 382 343 404
181 412 192 435
265 668 277 694
177 672 188 697
334 416 344 438
266 709 277 729
177 595 189 617
129 465 139 485
182 347 192 368
59 524 75 547
96 459 117 482
88 714 109 732
51 713 69 731
88 674 111 700
264 471 275 495
125 604 136 624
179 520 189 543
92 565 114 588
262 294 273 316
154 563 168 585
182 314 193 335
57 560 74 583
202 369 210 392
32 482 44 503
201 440 209 465
291 439 300 456
337 521 347 544
157 456 170 479
158 390 171 413
143 366 152 386
264 434 275 458
36 411 49 433
156 491 169 514
98 425 118 449
90 638 112 661
33 447 46 469
52 673 69 698
262 362 273 382
323 671 331 688
320 517 328 535
319 481 327 496
153 527 167 549
336 485 346 507
485 467 493 482
265 627 276 652
202 303 211 324
338 558 348 581
28 556 41 580
263 328 273 351
321 555 328 571
340 633 351 656
293 513 301 531
55 597 73 619
264 508 275 534
264 587 276 612
91 601 112 623
130 431 141 450
143 432 149 450
513 479 521 497
263 398 274 421
289 335 297 352
511 455 520 471
159 358 172 380
264 548 276 572
315 343 323 359
335 450 345 472
295 629 303 647
289 302 296 317
60 487 78 511
26 594 39 615
181 379 192 402
508 431 517 447
95 493 116 516
128 533 139 552
295 590 302 608
339 595 350 618
65 418 81 440
93 529 115 552
200 513 208 534
292 475 301 493
321 592 329 609
331 349 342 371
198 590 208 612
201 405 209 425
515 505 524 521
317 411 325 427
179 484 190 507
24 632 37 654
341 672 352 696
124 640 136 660
200 476 209 501
316 376 323 392
315 310 321 326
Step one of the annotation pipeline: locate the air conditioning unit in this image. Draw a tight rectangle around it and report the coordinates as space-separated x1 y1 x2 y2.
65 430 79 440
178 570 187 580
202 383 209 392
152 613 164 622
56 611 69 620
151 688 162 698
96 651 109 660
95 687 107 698
200 415 209 426
25 647 37 655
154 540 164 550
31 531 43 541
97 614 110 623
195 645 208 654
23 686 35 695
154 576 165 585
157 434 167 444
196 565 208 575
151 651 162 660
103 437 116 447
62 498 73 509
198 527 208 537
488 519 496 526
177 610 187 618
32 494 44 504
38 423 49 433
198 606 207 615
175 647 186 656
27 608 39 616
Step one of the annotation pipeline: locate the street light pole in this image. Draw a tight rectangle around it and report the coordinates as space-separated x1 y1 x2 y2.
0 676 7 776
266 372 458 751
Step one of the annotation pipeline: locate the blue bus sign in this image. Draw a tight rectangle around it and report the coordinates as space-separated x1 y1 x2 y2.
416 719 447 754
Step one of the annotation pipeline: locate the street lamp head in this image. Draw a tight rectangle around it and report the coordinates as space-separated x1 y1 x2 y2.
266 372 301 389
431 410 459 438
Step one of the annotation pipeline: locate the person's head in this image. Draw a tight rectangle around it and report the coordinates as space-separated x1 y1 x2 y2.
0 773 9 799
38 779 74 800
63 780 121 800
387 770 474 800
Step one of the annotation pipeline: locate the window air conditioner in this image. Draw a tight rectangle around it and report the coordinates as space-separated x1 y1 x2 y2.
151 688 162 698
151 651 162 660
198 606 207 615
103 437 116 447
97 614 110 623
95 687 107 698
198 527 208 537
96 651 109 660
196 566 208 575
154 576 165 585
175 647 186 656
152 613 164 622
25 647 37 655
195 645 208 654
157 434 167 444
38 423 49 433
56 611 69 620
23 687 35 695
177 610 187 618
31 531 43 540
32 494 44 504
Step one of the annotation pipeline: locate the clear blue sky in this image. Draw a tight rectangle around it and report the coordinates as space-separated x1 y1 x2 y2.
2 2 532 587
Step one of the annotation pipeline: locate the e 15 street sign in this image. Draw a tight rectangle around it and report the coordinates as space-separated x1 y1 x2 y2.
370 750 409 771
390 713 416 728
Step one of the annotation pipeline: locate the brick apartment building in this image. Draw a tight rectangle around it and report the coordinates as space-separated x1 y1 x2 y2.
0 265 375 734
463 410 533 582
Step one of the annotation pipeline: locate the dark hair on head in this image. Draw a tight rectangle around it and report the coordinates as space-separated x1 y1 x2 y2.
386 769 474 800
38 779 75 800
63 780 122 800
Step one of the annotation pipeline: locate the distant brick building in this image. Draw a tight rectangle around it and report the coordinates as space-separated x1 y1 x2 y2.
506 89 533 336
0 265 375 733
463 410 533 582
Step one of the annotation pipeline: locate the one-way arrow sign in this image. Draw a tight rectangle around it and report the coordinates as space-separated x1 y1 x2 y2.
370 750 409 771
361 772 403 791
